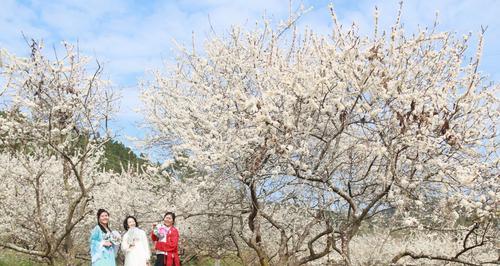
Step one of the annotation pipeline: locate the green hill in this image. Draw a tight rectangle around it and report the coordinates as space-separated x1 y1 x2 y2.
103 139 147 173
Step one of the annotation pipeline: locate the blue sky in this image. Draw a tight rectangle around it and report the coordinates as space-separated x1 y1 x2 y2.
1 0 499 152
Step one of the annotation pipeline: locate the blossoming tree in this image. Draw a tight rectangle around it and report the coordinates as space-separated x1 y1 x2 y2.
0 41 118 265
141 6 499 266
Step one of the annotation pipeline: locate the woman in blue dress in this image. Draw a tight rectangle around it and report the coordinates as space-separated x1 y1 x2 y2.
90 209 119 266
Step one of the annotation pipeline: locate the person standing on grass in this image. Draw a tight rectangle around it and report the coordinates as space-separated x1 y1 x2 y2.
90 209 120 266
151 212 180 266
122 215 151 266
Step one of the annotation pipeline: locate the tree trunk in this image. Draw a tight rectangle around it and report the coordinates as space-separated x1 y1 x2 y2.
340 233 351 266
259 257 270 266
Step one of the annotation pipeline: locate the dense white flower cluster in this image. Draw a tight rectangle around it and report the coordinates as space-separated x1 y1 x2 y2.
141 5 499 266
0 42 120 265
0 4 497 266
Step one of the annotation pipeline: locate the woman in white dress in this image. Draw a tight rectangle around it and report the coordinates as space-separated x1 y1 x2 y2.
122 216 151 266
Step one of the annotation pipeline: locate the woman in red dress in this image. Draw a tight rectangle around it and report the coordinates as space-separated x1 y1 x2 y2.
151 212 180 266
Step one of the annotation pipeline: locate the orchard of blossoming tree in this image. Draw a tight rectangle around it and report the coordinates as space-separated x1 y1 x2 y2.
0 4 499 266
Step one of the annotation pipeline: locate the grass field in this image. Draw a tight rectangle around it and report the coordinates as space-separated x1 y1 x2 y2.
0 253 43 266
0 252 241 266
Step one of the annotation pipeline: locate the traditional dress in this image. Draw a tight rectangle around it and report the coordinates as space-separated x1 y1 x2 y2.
151 224 180 266
90 225 119 266
122 227 151 266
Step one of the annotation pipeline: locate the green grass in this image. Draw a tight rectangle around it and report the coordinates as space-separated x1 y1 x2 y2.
183 257 243 266
0 253 44 266
0 252 243 266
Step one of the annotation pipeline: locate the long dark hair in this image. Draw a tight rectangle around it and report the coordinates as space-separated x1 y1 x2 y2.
97 209 110 233
123 216 139 231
